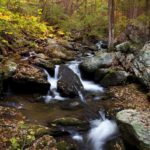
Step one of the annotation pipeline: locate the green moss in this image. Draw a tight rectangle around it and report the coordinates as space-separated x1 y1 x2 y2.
57 141 76 150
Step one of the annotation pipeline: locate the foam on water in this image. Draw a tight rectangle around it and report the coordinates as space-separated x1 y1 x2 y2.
68 61 103 92
43 66 65 102
88 113 119 150
71 133 83 142
43 60 103 102
66 111 119 150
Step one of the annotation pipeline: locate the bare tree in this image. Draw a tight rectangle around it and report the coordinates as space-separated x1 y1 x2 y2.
108 0 115 50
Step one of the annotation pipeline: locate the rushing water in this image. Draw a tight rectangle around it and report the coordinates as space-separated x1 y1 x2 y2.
68 111 119 150
42 60 116 150
43 60 103 103
88 115 118 150
68 61 103 93
4 51 119 150
43 65 65 103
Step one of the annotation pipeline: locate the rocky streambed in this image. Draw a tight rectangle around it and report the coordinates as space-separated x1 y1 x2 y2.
0 38 150 150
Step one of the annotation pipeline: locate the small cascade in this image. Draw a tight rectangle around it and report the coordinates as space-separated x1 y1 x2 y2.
63 111 119 150
88 112 119 150
68 130 83 142
72 133 83 142
67 61 103 92
21 51 36 61
43 66 65 103
96 40 108 50
43 60 103 103
78 90 85 103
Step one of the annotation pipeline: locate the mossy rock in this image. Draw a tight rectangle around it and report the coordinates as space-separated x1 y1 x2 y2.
1 60 17 78
116 109 150 150
25 135 57 150
51 117 85 127
100 70 128 87
57 141 77 150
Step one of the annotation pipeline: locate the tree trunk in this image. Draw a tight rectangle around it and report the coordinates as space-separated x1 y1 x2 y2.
145 0 150 40
108 0 115 50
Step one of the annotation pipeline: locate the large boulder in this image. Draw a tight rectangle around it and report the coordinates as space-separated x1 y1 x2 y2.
115 52 135 71
116 41 134 53
100 70 129 87
94 68 109 82
116 109 150 150
29 53 57 73
1 60 17 78
44 38 75 60
94 68 128 87
10 64 50 93
57 65 84 97
80 52 116 78
131 43 150 89
51 117 85 127
117 25 146 44
0 60 18 93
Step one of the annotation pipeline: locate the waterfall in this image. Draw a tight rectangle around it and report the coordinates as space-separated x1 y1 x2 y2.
67 61 103 92
88 112 118 150
43 66 65 103
43 61 103 103
63 111 118 150
78 90 85 103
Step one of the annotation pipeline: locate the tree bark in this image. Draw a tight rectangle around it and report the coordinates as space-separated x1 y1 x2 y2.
145 0 150 40
108 0 115 50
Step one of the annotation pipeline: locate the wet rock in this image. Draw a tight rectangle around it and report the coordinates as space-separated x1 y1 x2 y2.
106 137 126 150
57 141 77 150
32 57 55 73
0 60 17 93
2 60 17 78
80 52 115 78
94 68 109 82
51 117 85 127
118 25 146 44
116 109 150 150
131 43 150 89
25 135 57 150
96 40 108 50
100 70 129 87
116 41 132 53
57 65 84 97
115 52 134 71
10 64 50 93
60 101 82 110
27 52 61 74
0 55 3 61
44 38 75 60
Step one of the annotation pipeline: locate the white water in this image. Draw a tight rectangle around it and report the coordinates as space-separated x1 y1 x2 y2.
43 60 103 102
88 113 119 150
21 51 36 61
42 61 118 150
68 61 103 92
43 66 65 103
66 111 118 150
69 130 83 142
72 133 83 142
78 90 85 103
96 41 103 50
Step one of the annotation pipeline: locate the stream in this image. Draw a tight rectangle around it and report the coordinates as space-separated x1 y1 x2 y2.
1 54 119 150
